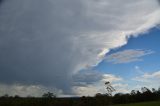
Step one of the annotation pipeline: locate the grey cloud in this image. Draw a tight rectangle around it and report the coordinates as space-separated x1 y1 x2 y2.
72 72 125 96
0 0 3 4
72 70 102 86
0 0 160 96
158 0 160 5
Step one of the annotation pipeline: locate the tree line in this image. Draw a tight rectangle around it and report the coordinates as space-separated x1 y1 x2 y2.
0 87 160 106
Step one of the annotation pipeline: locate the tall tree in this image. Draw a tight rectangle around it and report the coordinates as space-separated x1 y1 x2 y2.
105 81 115 96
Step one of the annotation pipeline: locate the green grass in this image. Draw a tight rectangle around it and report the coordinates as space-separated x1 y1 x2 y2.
113 101 160 106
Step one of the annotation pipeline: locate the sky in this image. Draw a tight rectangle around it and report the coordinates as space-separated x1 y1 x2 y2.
0 0 160 97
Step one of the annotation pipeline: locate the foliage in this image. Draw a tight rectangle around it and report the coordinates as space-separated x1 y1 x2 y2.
0 87 160 106
113 101 160 106
42 92 56 98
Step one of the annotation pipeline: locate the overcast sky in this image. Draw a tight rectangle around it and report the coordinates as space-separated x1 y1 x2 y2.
0 0 160 97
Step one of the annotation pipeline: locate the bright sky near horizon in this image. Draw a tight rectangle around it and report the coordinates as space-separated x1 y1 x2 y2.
0 0 160 97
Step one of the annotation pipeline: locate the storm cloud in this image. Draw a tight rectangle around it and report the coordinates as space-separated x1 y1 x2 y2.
0 0 160 96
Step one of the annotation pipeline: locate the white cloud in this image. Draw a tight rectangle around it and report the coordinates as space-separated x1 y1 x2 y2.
133 70 160 81
132 70 160 90
101 74 129 94
112 83 129 94
73 73 125 96
132 76 151 83
0 0 160 96
72 85 100 96
101 74 123 83
105 49 154 64
0 83 62 97
73 82 129 96
144 71 160 79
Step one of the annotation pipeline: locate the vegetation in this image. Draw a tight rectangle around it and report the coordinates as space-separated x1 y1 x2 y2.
42 92 56 98
113 101 160 106
0 87 160 106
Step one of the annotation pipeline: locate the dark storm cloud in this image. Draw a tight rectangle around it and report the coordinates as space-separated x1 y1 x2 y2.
0 0 4 6
158 0 160 5
0 0 78 93
0 0 160 96
0 0 3 3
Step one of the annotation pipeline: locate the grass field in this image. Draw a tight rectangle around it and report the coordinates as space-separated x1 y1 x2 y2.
113 101 160 106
